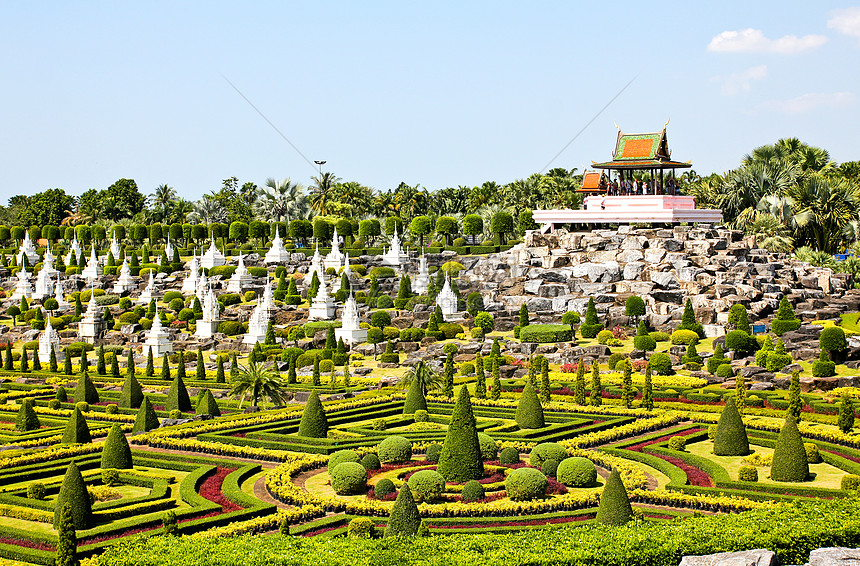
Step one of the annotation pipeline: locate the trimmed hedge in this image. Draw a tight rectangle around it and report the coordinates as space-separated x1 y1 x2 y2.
505 467 547 501
519 324 572 343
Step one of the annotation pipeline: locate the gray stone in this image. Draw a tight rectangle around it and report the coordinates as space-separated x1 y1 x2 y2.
651 271 680 289
623 262 645 280
807 547 860 566
678 549 777 566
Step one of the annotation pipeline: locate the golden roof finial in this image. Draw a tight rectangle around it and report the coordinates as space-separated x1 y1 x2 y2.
614 121 621 131
663 118 670 131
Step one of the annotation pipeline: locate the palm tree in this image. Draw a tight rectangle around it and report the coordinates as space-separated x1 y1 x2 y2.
229 360 288 409
261 178 307 222
398 361 442 395
334 181 375 217
789 174 859 253
151 184 177 210
309 172 342 215
191 195 227 225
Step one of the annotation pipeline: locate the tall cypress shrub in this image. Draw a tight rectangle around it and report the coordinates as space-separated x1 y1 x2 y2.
298 391 328 437
437 387 483 481
53 462 91 530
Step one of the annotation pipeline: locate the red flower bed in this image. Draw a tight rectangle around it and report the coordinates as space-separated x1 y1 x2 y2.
198 467 242 512
0 537 54 551
546 477 568 495
367 460 434 479
366 488 397 501
626 428 713 487
432 515 593 529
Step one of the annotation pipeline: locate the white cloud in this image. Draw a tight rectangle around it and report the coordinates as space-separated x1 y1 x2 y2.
707 28 828 53
711 65 768 96
828 7 860 41
759 92 855 115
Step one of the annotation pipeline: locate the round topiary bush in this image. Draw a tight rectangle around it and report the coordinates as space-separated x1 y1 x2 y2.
738 465 758 482
328 449 361 471
556 457 597 487
805 442 822 464
374 478 396 498
499 447 520 465
370 310 392 328
725 330 757 353
378 436 412 464
668 436 686 451
407 469 445 502
647 353 674 376
360 453 381 471
376 295 394 309
414 409 429 422
541 458 559 478
347 517 374 538
596 329 614 345
820 326 847 354
506 467 548 501
607 352 626 371
529 442 568 468
670 330 699 345
477 433 498 461
841 474 860 490
634 335 657 351
460 480 485 502
425 443 442 463
716 363 735 378
330 462 367 495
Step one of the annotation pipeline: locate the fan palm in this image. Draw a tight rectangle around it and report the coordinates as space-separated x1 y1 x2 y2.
229 360 288 408
398 361 442 395
309 172 342 215
261 178 307 222
151 184 177 209
789 174 860 253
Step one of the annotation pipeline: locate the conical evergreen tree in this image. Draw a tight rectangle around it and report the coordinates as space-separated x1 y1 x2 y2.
713 396 750 456
101 424 132 469
177 355 186 379
53 462 91 530
80 350 88 373
75 372 99 404
474 352 486 399
55 503 77 566
287 357 297 384
437 387 483 481
97 345 106 375
119 373 144 409
110 352 120 378
403 373 427 415
15 399 40 431
540 358 551 404
595 468 633 526
491 356 501 401
165 374 192 413
3 343 11 371
642 364 654 411
62 407 91 444
515 382 545 429
589 362 602 406
64 351 73 375
230 352 239 381
443 351 454 398
298 391 328 437
32 349 41 371
574 360 586 405
196 388 221 417
132 397 160 433
787 371 803 421
20 348 28 372
216 357 225 383
312 356 321 386
771 416 809 482
383 484 420 537
196 349 206 380
161 354 171 380
145 347 154 377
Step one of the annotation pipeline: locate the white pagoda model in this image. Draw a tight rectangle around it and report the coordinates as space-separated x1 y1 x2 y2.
335 290 367 345
53 276 69 309
308 269 336 321
195 284 221 338
412 253 430 295
143 305 173 356
16 231 39 266
264 226 291 264
109 236 121 259
182 252 200 294
81 246 103 281
226 253 253 293
164 234 174 261
79 293 107 344
324 227 345 271
196 273 209 306
342 256 353 279
200 238 226 269
32 268 54 301
382 226 409 266
39 318 64 363
11 265 33 300
113 259 136 294
306 243 325 286
435 274 458 321
42 243 58 277
65 234 83 265
137 270 161 304
260 276 275 312
243 301 270 345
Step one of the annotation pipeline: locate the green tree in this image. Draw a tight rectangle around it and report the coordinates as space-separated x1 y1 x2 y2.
298 391 328 437
642 364 654 411
54 462 91 529
103 178 146 221
230 360 287 408
443 351 454 398
491 355 501 401
437 387 483 482
595 468 632 525
589 362 602 406
409 215 432 247
384 484 420 537
515 383 545 429
19 188 73 226
839 394 855 433
474 353 486 399
55 503 77 566
101 424 133 469
787 371 803 421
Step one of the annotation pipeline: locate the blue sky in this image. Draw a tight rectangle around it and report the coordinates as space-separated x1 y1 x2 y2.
1 1 858 204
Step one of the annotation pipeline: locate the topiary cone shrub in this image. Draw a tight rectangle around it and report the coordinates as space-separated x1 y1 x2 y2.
384 484 420 537
712 397 750 456
54 462 91 530
595 467 633 525
15 399 40 431
298 391 328 438
132 396 160 434
437 387 483 482
101 424 133 469
119 374 144 409
402 373 427 415
771 416 809 482
62 407 91 444
515 382 545 429
164 374 192 413
772 296 801 336
195 388 221 417
75 372 99 404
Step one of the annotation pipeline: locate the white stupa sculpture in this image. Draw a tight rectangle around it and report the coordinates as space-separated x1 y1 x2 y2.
42 243 58 276
306 243 325 286
195 284 221 338
16 230 39 266
200 237 226 269
143 304 173 356
32 267 54 301
11 265 33 300
164 234 174 261
137 269 161 304
182 251 200 294
39 317 64 363
79 291 107 344
109 236 121 259
308 268 336 321
65 233 83 265
226 253 253 293
264 226 291 264
342 255 352 279
81 245 103 281
435 273 458 321
243 301 270 345
113 259 136 294
196 273 209 306
335 289 367 345
412 252 430 295
324 227 345 271
54 276 69 309
260 275 275 312
382 226 409 266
